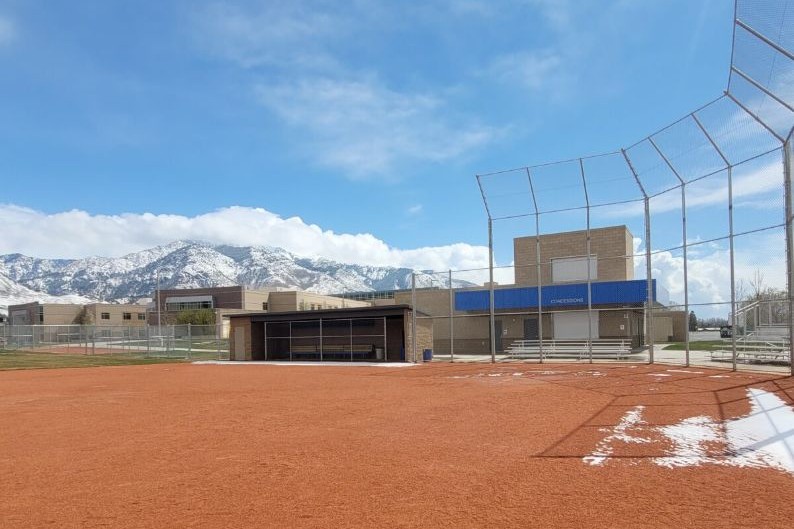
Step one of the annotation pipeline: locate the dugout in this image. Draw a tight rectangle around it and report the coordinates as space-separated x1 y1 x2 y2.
228 305 432 362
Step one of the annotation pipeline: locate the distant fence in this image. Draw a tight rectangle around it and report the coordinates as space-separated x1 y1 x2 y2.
0 324 229 360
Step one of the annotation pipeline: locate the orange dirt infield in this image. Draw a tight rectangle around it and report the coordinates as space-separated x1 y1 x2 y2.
2 362 794 528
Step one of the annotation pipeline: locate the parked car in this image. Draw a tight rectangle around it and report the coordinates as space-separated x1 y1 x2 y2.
720 325 733 338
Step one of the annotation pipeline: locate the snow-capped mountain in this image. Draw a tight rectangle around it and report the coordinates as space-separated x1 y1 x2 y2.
0 241 474 314
0 271 94 316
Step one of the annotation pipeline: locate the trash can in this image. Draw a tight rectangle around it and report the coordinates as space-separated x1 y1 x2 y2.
375 347 384 360
423 349 433 362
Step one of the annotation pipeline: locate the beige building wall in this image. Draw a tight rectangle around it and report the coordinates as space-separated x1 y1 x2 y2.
86 303 148 326
8 302 84 325
242 290 271 311
513 225 634 286
43 304 84 324
9 302 154 326
155 286 370 324
265 291 370 312
293 292 369 311
653 316 675 343
653 310 687 342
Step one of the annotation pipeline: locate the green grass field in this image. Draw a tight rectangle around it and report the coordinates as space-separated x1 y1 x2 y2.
663 340 728 351
0 351 190 370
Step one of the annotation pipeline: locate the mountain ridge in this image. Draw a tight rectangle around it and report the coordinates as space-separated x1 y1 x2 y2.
0 241 473 314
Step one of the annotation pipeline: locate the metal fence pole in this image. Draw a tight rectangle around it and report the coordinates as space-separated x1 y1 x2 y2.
644 197 655 365
187 323 192 359
536 217 544 364
728 165 738 371
649 137 690 366
448 269 454 363
217 321 222 361
681 183 691 367
784 132 794 375
411 272 417 364
488 218 496 363
622 149 653 363
693 113 736 370
526 168 544 363
579 159 594 364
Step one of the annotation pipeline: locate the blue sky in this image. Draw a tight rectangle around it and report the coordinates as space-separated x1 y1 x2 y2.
1 0 790 314
1 0 731 234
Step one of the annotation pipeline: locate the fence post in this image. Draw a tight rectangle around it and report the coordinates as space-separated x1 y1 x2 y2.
448 269 454 363
187 323 192 359
488 218 496 364
411 272 418 364
784 132 794 375
217 321 222 361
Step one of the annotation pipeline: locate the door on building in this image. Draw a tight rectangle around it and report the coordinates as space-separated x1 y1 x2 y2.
234 327 246 361
523 318 539 340
553 312 600 340
494 320 504 352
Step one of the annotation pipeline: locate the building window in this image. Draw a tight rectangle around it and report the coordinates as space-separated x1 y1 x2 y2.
123 313 132 320
38 306 44 324
262 302 268 311
551 256 598 283
138 313 146 321
101 313 110 320
165 301 213 311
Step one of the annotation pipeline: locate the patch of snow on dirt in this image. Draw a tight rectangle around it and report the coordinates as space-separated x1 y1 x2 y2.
584 389 794 475
584 406 650 466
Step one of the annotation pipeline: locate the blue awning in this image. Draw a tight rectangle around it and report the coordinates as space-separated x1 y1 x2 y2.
455 279 655 311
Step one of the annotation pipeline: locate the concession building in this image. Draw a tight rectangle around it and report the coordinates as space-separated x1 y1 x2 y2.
228 225 684 362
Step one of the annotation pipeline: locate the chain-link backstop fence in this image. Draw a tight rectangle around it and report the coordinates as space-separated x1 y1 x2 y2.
409 0 794 372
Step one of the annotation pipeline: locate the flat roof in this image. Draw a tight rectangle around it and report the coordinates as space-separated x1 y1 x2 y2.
229 304 415 322
514 225 631 239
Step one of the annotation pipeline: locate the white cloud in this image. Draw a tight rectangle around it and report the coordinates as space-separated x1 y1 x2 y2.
257 77 501 176
633 233 787 317
485 50 565 92
0 204 491 273
524 0 573 32
0 15 16 46
603 160 783 217
190 2 503 178
189 2 343 69
406 204 423 216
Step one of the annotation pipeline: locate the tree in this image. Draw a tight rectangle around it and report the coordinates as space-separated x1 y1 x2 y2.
175 309 216 326
697 316 728 329
72 306 93 325
738 269 788 329
688 311 698 332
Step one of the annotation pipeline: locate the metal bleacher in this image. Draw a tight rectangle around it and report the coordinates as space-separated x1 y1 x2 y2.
505 339 632 361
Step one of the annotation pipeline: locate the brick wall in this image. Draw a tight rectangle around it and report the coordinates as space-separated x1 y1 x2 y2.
514 225 634 285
